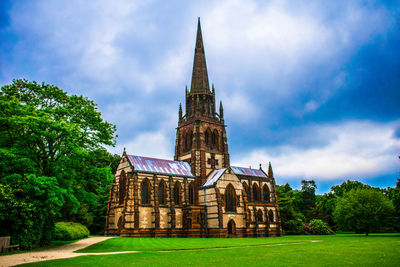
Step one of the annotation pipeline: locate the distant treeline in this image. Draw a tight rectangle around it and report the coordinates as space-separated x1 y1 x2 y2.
277 179 399 235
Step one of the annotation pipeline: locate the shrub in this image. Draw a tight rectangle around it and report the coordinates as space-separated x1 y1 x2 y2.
54 222 90 240
304 224 313 234
283 219 304 235
309 219 335 235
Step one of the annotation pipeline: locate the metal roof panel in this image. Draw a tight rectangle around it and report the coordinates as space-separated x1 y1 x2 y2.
231 166 267 178
202 168 227 187
127 155 194 177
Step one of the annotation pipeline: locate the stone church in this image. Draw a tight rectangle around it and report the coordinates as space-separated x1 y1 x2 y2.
105 19 282 237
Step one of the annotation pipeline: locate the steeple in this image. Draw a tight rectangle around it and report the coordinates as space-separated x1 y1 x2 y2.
190 17 210 93
175 18 230 187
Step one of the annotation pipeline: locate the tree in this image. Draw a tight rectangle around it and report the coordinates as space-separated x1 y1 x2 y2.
333 188 394 236
0 174 64 249
276 183 305 234
385 178 400 231
331 180 369 197
299 180 317 220
310 192 337 229
0 79 119 245
0 79 116 177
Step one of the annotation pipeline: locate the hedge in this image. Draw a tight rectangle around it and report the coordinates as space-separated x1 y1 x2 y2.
54 222 90 240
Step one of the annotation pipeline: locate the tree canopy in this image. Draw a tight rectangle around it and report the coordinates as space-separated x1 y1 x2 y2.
333 188 394 235
0 79 120 248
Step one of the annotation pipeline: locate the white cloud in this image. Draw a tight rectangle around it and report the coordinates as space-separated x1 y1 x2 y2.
197 0 392 96
232 120 400 181
305 101 319 112
109 131 173 159
221 91 260 123
3 0 398 186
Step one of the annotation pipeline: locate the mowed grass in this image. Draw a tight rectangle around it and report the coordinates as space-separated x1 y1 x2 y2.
22 234 400 266
77 235 311 252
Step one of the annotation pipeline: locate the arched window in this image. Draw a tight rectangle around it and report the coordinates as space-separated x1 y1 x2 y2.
242 182 250 198
205 128 211 145
252 183 260 202
119 170 127 205
263 185 270 203
158 180 166 205
188 182 195 205
173 181 181 205
225 184 236 212
182 131 187 150
212 130 219 147
186 131 193 150
141 179 150 204
268 210 274 222
257 209 263 223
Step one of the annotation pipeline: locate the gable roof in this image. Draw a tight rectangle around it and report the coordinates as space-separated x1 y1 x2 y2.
202 168 227 187
126 154 194 177
231 166 267 178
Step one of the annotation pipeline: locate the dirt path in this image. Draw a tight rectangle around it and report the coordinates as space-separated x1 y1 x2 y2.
0 236 115 267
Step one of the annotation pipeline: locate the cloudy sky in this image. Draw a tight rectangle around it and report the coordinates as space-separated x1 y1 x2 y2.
1 0 399 192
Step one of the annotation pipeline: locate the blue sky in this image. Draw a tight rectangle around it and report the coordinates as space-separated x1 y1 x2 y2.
1 0 399 193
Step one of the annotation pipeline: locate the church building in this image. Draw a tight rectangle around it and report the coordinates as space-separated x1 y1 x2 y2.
105 19 282 237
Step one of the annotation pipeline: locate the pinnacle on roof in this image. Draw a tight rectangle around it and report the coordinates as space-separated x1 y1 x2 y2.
178 103 183 122
268 162 274 178
190 17 210 93
219 101 224 118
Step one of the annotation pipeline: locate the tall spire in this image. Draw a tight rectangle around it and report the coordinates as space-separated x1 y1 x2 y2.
190 17 210 93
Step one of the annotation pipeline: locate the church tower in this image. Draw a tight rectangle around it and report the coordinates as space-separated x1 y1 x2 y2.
174 18 230 192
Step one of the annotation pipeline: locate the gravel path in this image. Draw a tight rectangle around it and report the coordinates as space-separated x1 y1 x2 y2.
0 236 115 267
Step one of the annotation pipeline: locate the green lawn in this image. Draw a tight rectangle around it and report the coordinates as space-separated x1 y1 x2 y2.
22 234 400 266
77 235 312 253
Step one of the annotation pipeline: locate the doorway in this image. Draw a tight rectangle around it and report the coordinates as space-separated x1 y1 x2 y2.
227 219 236 237
117 216 123 235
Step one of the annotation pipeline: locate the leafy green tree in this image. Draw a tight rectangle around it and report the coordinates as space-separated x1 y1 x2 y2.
0 150 65 248
66 149 120 234
310 193 337 229
299 180 317 220
0 79 116 177
0 79 119 244
331 180 369 197
333 188 394 236
385 178 400 231
276 183 305 234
